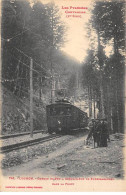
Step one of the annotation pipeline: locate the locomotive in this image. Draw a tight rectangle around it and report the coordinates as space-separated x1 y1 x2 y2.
46 99 88 134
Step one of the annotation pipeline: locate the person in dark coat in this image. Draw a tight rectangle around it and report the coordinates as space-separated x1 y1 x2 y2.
100 119 108 147
94 119 101 147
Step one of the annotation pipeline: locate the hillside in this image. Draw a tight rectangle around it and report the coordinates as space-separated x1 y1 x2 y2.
2 86 47 135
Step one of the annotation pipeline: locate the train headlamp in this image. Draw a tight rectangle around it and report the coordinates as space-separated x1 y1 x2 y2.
58 120 61 124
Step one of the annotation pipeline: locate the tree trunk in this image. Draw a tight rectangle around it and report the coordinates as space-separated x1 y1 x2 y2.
93 93 96 119
100 80 105 119
88 85 92 119
107 83 113 134
116 84 120 133
39 77 42 101
97 29 105 119
114 33 120 133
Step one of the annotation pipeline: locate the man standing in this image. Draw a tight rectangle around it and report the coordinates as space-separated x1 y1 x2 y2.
94 119 101 147
86 119 98 147
100 119 109 147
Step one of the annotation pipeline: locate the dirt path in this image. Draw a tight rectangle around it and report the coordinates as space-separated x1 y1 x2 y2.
2 134 124 179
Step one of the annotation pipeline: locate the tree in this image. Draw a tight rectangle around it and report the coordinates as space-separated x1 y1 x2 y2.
2 0 65 101
2 0 32 95
44 2 65 102
82 1 125 132
82 50 100 118
92 1 125 132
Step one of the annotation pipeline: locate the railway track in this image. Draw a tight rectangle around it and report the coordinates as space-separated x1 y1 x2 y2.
0 134 62 153
0 130 46 140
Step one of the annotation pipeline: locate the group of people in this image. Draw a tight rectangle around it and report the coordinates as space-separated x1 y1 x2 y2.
86 118 110 148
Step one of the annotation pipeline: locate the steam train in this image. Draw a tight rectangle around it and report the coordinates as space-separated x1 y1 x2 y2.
46 99 88 134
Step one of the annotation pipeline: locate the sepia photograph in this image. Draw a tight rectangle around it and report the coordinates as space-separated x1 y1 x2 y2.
0 0 125 191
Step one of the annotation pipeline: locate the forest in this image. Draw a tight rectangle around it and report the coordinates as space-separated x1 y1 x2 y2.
81 1 125 133
1 0 125 134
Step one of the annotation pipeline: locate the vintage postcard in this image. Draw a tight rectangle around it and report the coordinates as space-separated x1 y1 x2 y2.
0 0 126 192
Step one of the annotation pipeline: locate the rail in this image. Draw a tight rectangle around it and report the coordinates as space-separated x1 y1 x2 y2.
0 130 46 139
0 134 62 153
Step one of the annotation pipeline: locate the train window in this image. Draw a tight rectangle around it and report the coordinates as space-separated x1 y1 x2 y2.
58 107 71 115
66 107 71 115
49 107 71 116
55 107 63 115
50 108 56 115
83 117 86 122
59 109 64 115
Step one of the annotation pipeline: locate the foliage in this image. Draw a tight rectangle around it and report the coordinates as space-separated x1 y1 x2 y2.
82 1 125 132
2 0 65 96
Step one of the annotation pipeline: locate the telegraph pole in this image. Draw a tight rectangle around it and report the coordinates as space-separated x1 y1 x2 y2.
94 94 96 119
57 75 61 89
30 58 33 137
52 77 56 102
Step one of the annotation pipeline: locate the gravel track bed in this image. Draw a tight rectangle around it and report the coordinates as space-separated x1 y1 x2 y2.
1 133 80 169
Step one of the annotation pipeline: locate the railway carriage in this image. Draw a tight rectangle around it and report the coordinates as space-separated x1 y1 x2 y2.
46 99 88 134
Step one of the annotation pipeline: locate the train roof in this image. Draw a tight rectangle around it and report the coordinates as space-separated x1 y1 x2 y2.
55 99 71 104
47 103 71 107
47 99 71 106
